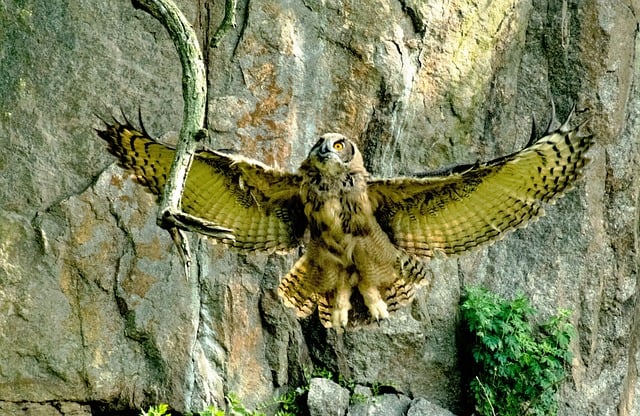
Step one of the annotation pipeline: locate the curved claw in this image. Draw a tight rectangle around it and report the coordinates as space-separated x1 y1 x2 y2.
375 316 390 328
367 299 390 322
331 307 350 329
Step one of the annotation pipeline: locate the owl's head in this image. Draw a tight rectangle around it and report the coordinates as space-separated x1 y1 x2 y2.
306 133 365 174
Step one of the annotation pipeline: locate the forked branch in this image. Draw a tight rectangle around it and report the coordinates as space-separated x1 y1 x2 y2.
211 0 237 47
131 0 234 275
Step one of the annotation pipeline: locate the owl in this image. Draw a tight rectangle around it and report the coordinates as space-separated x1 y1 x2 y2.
97 106 593 329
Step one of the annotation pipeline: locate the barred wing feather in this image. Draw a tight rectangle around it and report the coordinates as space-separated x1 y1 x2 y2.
97 120 306 253
368 113 593 258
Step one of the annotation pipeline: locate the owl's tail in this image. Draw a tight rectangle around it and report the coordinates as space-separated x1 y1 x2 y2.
278 255 319 319
385 252 432 312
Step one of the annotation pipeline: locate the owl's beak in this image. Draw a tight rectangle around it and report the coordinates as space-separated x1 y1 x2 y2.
318 141 332 158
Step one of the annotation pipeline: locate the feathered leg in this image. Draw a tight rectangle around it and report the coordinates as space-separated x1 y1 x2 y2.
331 277 353 329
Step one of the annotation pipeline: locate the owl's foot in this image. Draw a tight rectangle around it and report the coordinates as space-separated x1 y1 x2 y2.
331 307 350 329
367 299 390 322
359 285 389 322
331 286 353 328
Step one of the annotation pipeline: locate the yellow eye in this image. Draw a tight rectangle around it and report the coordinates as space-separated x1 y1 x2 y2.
333 141 344 151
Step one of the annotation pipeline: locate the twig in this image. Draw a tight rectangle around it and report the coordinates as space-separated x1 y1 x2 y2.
131 0 234 276
475 376 497 416
211 0 237 48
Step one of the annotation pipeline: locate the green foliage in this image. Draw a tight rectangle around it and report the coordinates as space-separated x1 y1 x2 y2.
141 404 171 416
224 393 267 416
308 367 333 381
140 395 263 416
197 404 226 416
460 286 574 416
272 388 307 416
337 373 357 392
140 383 307 416
370 381 389 397
254 387 307 416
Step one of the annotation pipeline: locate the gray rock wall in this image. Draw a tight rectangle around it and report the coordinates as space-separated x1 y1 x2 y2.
0 0 638 415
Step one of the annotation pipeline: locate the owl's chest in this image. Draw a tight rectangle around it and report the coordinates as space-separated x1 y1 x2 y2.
304 188 372 241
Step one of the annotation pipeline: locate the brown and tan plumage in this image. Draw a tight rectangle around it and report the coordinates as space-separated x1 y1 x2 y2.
97 107 593 329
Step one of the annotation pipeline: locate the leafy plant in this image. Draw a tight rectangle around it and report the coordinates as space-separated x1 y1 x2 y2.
274 388 308 416
253 387 307 416
141 404 171 416
198 404 226 416
223 393 267 416
141 396 261 416
460 286 574 416
301 366 335 385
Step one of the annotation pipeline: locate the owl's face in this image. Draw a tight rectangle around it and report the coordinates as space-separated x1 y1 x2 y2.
309 133 357 164
303 133 367 177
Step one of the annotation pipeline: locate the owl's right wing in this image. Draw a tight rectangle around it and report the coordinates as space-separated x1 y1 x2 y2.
97 118 307 253
367 109 593 259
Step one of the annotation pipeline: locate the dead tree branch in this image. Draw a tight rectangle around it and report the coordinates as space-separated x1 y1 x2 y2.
131 0 234 276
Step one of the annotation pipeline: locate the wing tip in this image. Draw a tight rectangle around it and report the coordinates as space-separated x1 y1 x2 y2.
529 101 593 147
95 109 158 146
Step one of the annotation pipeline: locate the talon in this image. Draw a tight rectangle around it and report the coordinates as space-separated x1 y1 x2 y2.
331 306 350 329
332 285 352 328
368 299 389 322
376 315 390 327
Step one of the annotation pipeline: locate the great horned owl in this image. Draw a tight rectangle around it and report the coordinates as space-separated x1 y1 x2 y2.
97 107 593 329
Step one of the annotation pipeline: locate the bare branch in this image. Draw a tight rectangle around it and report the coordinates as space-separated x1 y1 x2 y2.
131 0 234 275
211 0 237 48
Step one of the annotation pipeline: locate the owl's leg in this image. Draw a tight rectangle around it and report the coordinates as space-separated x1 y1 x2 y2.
331 282 352 329
358 283 389 322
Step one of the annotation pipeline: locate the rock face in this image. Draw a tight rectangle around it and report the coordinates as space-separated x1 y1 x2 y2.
407 398 457 416
307 378 350 416
347 393 412 416
0 0 638 415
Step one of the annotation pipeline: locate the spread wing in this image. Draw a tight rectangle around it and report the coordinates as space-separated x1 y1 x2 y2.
367 110 594 258
97 118 307 252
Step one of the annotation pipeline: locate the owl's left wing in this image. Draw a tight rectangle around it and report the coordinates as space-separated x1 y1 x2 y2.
367 112 593 259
